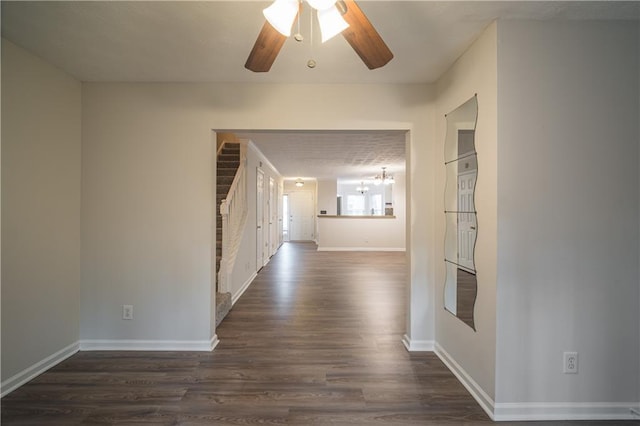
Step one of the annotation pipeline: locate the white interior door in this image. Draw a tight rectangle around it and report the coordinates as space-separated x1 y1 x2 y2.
289 191 315 241
269 177 276 257
457 171 476 272
256 168 265 268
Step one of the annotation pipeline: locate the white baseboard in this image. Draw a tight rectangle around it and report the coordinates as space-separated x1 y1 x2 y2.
210 334 220 351
434 342 496 420
401 335 434 351
80 335 218 352
493 402 640 421
433 343 638 421
317 247 405 252
232 271 257 305
1 341 80 397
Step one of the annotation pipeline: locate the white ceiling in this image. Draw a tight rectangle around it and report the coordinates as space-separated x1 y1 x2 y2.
3 1 637 180
231 130 406 181
3 1 638 84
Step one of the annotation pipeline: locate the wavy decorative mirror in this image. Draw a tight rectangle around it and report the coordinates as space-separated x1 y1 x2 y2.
444 95 478 330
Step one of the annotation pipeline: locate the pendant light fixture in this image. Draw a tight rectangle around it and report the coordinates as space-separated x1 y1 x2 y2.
356 181 369 194
374 167 394 185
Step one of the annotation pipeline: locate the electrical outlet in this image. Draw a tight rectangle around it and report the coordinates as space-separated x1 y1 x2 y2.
122 305 133 320
563 351 578 374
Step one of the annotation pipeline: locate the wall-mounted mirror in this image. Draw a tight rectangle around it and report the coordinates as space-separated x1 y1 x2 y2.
444 95 478 330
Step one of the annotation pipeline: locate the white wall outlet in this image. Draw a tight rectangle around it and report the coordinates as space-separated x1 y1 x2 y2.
122 305 133 320
563 351 578 374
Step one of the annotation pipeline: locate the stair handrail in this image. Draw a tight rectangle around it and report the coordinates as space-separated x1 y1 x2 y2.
218 141 248 294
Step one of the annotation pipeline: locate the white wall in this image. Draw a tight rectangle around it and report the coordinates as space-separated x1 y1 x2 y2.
1 39 82 392
80 83 436 348
495 20 639 417
434 22 498 408
81 84 216 349
317 179 337 215
317 218 404 250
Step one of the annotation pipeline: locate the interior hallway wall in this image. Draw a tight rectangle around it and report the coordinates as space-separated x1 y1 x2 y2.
80 83 436 348
228 142 282 304
434 22 498 408
1 39 82 391
81 84 217 349
495 20 639 417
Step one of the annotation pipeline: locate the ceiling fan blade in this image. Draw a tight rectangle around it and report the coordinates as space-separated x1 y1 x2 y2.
340 0 393 70
245 21 287 72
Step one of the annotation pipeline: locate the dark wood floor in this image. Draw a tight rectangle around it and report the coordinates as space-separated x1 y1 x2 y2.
2 242 637 425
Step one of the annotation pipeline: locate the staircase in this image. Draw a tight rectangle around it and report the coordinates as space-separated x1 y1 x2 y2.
215 142 241 327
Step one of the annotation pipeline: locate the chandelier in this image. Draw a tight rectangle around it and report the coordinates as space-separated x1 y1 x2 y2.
356 181 369 194
374 167 394 185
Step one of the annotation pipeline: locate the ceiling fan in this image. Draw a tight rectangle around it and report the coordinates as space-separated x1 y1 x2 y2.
245 0 393 72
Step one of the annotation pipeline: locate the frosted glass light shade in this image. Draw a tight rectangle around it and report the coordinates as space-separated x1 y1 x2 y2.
318 5 349 43
306 0 336 10
263 0 299 37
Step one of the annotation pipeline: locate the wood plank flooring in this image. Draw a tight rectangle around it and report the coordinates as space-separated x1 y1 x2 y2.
1 242 637 425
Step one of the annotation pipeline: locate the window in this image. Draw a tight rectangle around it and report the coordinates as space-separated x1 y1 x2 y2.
346 195 365 215
370 194 383 215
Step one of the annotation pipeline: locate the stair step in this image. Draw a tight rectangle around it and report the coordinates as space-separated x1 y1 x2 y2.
217 168 237 177
218 153 239 162
217 176 234 185
215 292 232 327
216 158 240 169
215 142 242 318
222 145 240 153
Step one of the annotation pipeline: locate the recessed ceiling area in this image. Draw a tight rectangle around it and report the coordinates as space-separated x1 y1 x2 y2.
228 130 406 181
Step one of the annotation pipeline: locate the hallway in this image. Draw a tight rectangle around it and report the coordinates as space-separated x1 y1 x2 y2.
2 243 634 424
215 242 490 423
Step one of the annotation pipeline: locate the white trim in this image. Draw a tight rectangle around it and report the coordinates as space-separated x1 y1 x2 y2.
317 247 405 252
232 271 257 305
434 342 496 420
401 335 434 352
247 141 280 176
1 341 80 397
209 334 220 351
80 336 218 352
493 402 640 421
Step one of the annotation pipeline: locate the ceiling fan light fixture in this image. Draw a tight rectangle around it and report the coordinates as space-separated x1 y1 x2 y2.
306 0 337 11
263 0 299 37
318 5 350 43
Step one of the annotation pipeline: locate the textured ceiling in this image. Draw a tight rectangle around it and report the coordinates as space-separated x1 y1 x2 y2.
2 1 637 181
231 130 406 181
